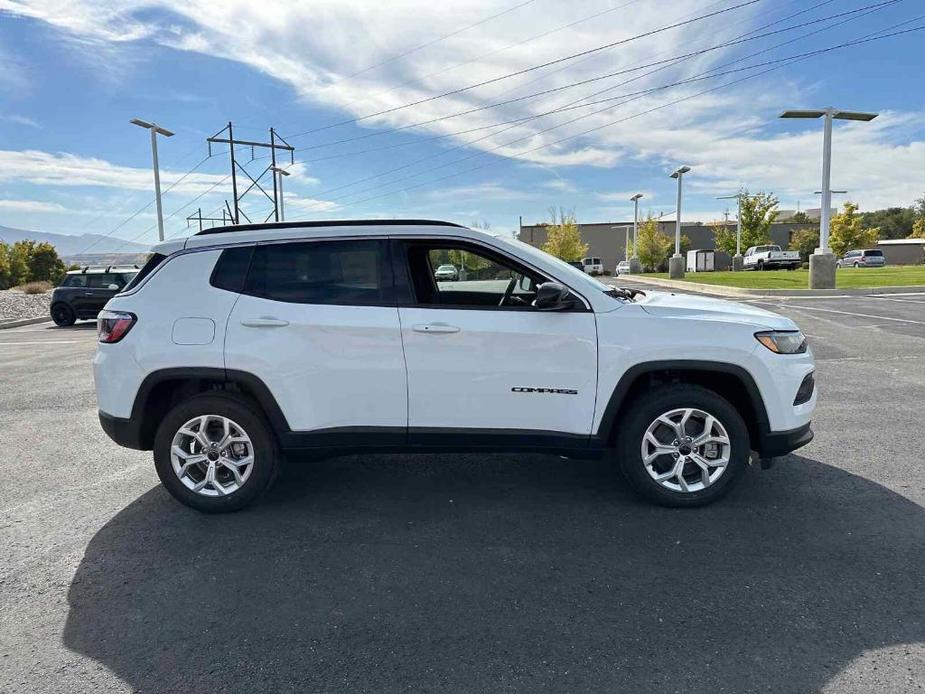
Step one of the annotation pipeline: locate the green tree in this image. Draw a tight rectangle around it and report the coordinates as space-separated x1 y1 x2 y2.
829 202 879 257
739 191 778 249
27 241 67 284
8 240 33 287
636 215 673 271
0 242 12 290
789 226 820 263
711 221 738 256
860 207 915 240
790 210 811 224
541 207 587 261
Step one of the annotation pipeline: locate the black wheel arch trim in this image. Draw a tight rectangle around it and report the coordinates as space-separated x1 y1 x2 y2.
595 359 779 454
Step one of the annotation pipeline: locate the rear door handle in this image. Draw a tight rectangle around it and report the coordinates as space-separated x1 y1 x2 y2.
412 323 460 334
240 317 290 328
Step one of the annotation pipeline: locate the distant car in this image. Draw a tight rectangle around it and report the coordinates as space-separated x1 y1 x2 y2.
615 260 632 276
836 249 885 268
567 261 585 271
434 264 459 281
743 245 801 271
581 257 604 275
50 266 138 326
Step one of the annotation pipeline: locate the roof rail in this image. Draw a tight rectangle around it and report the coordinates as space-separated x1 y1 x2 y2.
193 219 465 237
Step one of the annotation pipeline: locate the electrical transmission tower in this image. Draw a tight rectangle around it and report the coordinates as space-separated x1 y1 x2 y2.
186 208 232 232
207 122 295 225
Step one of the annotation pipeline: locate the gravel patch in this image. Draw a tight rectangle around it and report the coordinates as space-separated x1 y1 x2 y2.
0 289 51 323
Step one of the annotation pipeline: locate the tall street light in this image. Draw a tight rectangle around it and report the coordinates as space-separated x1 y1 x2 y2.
668 166 690 279
130 118 174 242
717 189 745 271
780 108 877 288
611 225 632 272
629 193 643 273
271 166 291 221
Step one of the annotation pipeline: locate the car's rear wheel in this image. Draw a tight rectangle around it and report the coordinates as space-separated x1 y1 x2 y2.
50 303 76 326
853 262 860 268
617 385 749 507
153 393 279 513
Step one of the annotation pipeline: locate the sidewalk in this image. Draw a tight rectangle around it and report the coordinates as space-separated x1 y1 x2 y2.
621 274 925 299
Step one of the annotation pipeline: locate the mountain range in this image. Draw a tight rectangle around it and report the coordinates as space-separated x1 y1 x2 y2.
0 224 153 258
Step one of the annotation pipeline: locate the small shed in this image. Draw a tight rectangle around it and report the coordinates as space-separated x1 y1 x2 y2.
686 249 715 272
877 239 925 265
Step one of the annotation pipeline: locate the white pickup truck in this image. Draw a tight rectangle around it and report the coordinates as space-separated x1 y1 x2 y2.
743 245 801 271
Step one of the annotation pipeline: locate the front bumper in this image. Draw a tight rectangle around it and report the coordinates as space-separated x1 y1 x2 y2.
754 421 813 458
99 410 147 450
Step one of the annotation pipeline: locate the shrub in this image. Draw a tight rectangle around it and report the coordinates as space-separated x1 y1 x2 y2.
17 281 53 294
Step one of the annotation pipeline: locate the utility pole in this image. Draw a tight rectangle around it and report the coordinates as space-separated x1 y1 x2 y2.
130 118 173 241
669 166 691 279
207 122 295 225
718 189 746 271
270 166 291 221
780 108 877 288
629 193 643 273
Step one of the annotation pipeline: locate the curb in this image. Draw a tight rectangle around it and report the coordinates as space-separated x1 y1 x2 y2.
0 316 53 330
621 275 925 298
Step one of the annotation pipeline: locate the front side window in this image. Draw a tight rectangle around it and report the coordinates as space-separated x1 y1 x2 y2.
244 240 389 305
403 242 547 309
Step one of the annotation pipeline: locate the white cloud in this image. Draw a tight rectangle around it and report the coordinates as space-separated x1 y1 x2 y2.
426 182 533 201
1 114 39 128
281 192 339 214
2 0 924 211
0 198 66 213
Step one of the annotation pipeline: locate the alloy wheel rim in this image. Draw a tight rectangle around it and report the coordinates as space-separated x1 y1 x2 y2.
170 414 254 497
640 408 731 493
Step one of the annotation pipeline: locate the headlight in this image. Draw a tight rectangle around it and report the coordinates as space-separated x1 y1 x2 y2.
755 330 806 354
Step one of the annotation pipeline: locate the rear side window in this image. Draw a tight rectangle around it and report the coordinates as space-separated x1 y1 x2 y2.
243 240 390 305
61 274 87 287
864 250 883 257
87 273 125 289
210 246 254 293
122 253 166 292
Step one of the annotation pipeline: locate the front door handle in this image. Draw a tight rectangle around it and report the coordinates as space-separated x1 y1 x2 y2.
412 323 460 334
240 317 290 328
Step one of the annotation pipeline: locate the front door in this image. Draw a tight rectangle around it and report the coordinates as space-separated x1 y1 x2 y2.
393 238 598 443
224 238 407 437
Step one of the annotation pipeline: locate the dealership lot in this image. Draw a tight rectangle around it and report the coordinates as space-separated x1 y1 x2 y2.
1 294 923 693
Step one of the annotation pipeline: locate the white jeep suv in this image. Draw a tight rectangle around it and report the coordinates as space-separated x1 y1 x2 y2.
94 220 816 513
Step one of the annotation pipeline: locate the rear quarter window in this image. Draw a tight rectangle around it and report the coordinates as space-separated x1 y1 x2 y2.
210 246 255 293
122 253 167 292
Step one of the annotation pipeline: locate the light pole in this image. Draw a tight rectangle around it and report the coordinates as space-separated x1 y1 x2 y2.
271 166 291 221
717 189 746 271
611 225 632 273
629 193 643 273
668 166 690 279
780 108 877 288
130 118 174 242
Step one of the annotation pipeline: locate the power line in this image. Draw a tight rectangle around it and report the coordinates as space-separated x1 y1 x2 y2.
283 0 761 139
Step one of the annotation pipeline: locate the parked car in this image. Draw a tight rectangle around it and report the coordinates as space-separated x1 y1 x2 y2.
742 245 801 271
94 219 815 513
615 260 632 276
433 264 459 281
50 266 138 326
581 257 604 275
836 249 886 268
567 260 585 271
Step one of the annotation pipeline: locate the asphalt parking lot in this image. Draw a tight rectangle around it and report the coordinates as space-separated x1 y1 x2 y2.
1 293 924 693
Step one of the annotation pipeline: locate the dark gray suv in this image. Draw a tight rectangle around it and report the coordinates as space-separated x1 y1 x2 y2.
50 267 137 326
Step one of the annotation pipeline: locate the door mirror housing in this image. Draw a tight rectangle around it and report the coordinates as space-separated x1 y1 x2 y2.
533 282 576 311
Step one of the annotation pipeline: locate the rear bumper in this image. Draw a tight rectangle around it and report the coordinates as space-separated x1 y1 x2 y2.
99 411 147 450
755 422 813 458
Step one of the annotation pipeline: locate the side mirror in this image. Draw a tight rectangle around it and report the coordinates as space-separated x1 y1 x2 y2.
534 282 575 311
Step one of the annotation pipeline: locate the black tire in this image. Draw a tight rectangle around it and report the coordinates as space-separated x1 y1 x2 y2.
153 393 279 513
853 262 860 268
756 260 765 271
617 384 750 508
50 303 76 327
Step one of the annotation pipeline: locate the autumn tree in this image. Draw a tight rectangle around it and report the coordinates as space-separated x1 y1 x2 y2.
909 218 925 239
829 202 879 257
711 221 738 256
739 191 779 249
789 227 819 263
541 207 587 261
8 240 33 287
0 243 12 290
636 215 674 271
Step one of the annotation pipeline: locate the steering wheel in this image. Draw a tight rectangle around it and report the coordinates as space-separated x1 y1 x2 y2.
498 276 517 307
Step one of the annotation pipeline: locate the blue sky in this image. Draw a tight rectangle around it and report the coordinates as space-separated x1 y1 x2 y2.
0 0 923 251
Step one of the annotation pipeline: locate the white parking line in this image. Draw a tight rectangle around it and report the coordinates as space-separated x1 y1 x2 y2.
781 304 925 325
0 340 78 345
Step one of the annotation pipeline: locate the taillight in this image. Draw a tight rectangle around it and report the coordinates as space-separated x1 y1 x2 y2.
98 310 136 343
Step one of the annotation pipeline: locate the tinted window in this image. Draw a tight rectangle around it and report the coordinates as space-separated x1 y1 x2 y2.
244 240 389 305
123 253 166 292
864 250 883 257
211 246 254 293
61 274 87 287
87 273 123 289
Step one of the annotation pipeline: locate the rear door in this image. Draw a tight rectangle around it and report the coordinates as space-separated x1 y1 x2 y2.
224 238 407 438
393 237 598 443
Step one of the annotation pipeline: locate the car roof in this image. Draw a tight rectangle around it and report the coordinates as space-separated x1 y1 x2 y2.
66 266 138 274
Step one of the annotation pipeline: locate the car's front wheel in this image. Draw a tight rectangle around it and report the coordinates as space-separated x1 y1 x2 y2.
50 303 76 326
617 385 749 507
153 393 279 513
